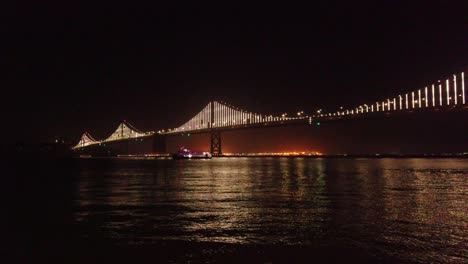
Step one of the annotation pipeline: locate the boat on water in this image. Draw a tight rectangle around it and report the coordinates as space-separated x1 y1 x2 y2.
173 147 212 159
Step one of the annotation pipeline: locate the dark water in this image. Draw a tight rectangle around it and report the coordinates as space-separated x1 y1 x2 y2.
7 158 468 263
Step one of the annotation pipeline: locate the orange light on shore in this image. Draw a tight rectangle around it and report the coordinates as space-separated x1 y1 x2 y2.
222 151 323 156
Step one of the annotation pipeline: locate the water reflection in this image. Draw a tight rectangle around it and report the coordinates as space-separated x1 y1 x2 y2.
74 158 467 262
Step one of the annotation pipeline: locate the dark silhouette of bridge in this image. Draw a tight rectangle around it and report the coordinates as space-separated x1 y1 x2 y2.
73 71 466 154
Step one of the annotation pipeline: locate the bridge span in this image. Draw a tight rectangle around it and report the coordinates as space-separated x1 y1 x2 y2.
73 71 467 155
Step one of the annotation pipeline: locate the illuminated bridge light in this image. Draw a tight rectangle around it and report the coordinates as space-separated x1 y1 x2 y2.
73 132 100 149
439 83 443 106
418 89 422 108
405 93 409 109
453 75 457 105
103 121 145 142
425 87 428 107
462 72 466 104
446 79 450 105
165 100 292 133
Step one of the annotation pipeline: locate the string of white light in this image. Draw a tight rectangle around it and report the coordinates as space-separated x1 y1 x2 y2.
325 71 466 117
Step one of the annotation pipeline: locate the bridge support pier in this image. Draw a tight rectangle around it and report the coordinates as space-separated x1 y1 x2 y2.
210 130 222 155
153 134 167 153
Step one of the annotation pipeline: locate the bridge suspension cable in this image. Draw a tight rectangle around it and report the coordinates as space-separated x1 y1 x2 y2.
323 71 466 118
103 121 146 142
166 101 306 134
72 132 100 149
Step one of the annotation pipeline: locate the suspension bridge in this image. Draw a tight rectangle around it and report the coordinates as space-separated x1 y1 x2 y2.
73 71 467 155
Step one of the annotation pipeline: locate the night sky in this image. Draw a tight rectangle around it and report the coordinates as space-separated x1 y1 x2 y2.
2 1 467 152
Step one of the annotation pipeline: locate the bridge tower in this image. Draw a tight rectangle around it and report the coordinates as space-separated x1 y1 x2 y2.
210 131 222 155
210 101 222 155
